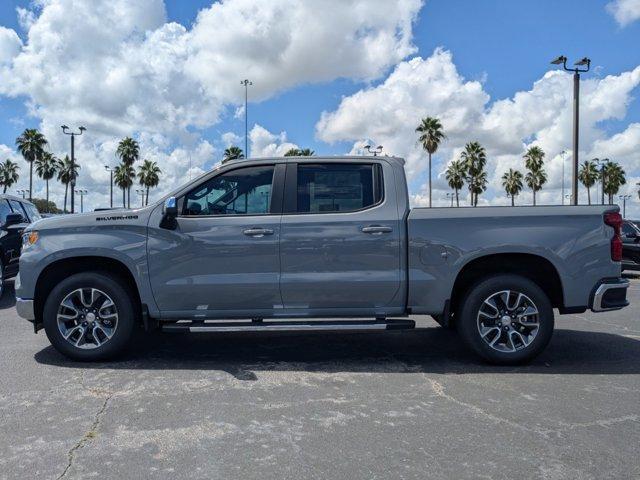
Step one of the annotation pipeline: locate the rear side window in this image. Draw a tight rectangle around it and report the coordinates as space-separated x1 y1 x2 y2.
0 200 11 225
296 163 383 213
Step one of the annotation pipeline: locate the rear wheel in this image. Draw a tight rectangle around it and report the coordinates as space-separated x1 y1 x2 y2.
43 272 136 361
457 274 554 365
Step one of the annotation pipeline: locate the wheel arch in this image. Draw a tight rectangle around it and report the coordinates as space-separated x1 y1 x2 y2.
34 256 143 325
449 253 564 325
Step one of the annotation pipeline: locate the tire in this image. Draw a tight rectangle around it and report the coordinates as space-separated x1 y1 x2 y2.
43 272 137 361
457 274 554 365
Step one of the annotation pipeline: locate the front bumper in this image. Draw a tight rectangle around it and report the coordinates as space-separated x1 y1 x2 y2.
16 298 35 321
591 278 630 312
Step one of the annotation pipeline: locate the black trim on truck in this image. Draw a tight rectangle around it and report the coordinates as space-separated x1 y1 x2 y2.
590 278 630 312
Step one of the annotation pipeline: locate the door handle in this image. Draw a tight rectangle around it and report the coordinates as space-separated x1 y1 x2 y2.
361 225 393 234
243 228 274 237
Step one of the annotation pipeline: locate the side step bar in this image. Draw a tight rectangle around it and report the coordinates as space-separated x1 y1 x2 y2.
162 319 415 333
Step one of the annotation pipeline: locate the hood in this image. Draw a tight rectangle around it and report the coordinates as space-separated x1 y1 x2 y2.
27 206 155 231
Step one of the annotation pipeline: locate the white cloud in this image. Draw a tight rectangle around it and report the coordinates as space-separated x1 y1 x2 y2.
0 0 422 211
0 26 21 64
607 0 640 27
316 48 640 212
221 131 242 148
249 124 298 157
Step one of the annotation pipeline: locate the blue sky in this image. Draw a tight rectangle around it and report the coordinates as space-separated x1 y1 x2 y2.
0 0 639 211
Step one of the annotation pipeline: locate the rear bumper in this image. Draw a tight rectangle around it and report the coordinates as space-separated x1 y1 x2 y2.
591 278 630 312
16 298 35 321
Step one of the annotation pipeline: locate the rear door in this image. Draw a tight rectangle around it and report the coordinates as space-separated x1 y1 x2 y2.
279 161 402 315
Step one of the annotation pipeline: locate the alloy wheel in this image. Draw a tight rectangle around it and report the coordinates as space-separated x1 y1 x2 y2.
56 288 118 349
476 289 540 353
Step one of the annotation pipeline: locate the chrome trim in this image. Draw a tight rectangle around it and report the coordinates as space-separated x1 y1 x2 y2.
16 298 35 320
592 279 630 312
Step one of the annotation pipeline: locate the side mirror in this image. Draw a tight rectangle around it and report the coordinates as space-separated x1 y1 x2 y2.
160 197 178 230
4 212 25 227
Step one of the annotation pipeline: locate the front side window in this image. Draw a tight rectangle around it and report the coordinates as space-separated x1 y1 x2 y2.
296 163 383 213
0 200 11 225
8 199 27 220
183 165 275 216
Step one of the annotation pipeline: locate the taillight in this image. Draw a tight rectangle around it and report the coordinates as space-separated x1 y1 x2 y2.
604 212 623 262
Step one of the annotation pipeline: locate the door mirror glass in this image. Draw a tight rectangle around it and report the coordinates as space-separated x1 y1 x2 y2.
160 197 178 230
163 197 177 217
4 212 25 227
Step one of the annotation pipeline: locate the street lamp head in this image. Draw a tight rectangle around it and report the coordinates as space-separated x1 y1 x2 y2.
574 57 590 66
61 125 68 132
79 126 86 133
550 55 567 65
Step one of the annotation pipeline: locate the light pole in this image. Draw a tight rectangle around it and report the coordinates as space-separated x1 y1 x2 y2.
560 150 567 205
363 145 383 156
136 189 145 208
446 192 454 207
619 195 632 218
550 56 591 206
564 194 573 204
240 79 252 158
105 165 114 208
16 189 29 200
61 125 86 213
74 189 87 213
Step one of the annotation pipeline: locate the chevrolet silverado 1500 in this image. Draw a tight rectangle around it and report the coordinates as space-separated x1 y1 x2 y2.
15 156 629 364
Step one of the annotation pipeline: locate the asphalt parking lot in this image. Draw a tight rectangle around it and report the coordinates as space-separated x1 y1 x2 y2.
1 278 639 480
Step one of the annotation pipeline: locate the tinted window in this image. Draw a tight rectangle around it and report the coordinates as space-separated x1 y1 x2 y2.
183 165 275 216
296 163 383 213
22 202 41 222
623 222 637 236
0 200 11 225
8 199 27 221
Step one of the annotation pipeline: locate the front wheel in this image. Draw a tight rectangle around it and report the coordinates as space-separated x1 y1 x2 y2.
43 272 136 361
457 274 554 365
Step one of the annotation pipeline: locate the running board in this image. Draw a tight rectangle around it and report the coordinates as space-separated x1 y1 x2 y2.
162 319 415 333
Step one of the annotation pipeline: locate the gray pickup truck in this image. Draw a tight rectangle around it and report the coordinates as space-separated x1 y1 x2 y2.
16 156 629 364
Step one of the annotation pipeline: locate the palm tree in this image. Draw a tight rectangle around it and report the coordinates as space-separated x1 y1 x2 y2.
284 147 315 157
579 160 599 205
502 168 524 206
460 141 486 206
602 162 626 204
35 152 58 212
416 117 445 208
445 160 465 207
137 160 162 206
223 146 244 163
0 159 19 193
114 164 135 208
116 137 140 207
470 171 488 206
523 146 547 206
15 128 48 201
56 155 80 213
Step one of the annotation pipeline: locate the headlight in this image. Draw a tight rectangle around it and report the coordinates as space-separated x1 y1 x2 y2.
22 231 39 250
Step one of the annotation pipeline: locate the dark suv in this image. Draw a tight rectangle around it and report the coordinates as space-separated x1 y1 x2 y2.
621 220 640 272
0 195 41 297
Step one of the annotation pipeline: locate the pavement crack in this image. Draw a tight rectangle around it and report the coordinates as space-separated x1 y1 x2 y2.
427 378 550 438
56 373 114 480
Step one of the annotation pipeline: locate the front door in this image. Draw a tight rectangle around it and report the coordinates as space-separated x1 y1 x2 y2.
279 161 402 315
147 164 283 318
